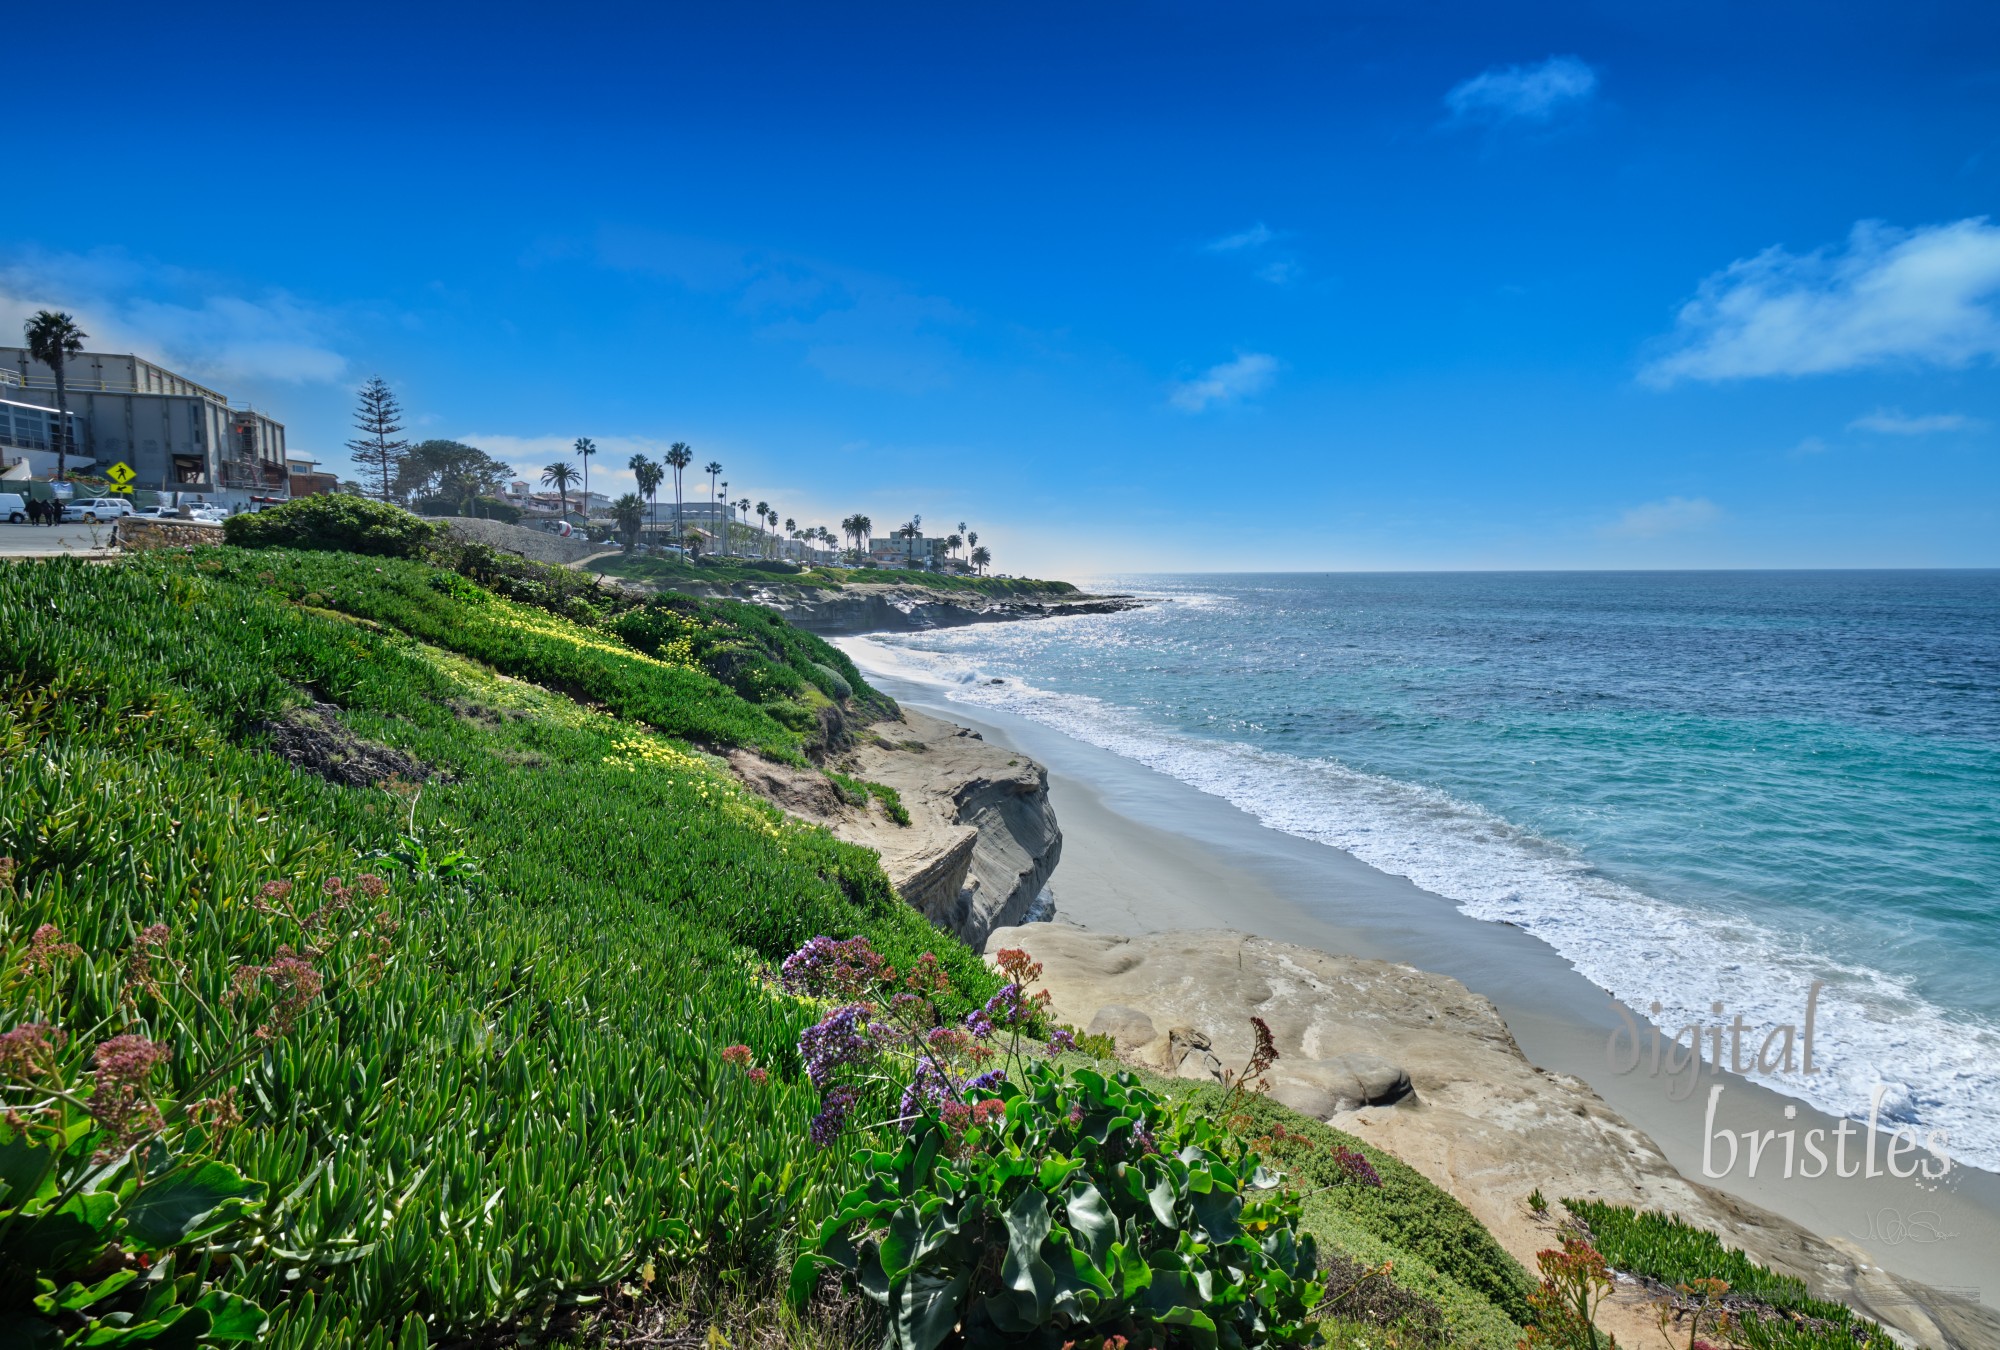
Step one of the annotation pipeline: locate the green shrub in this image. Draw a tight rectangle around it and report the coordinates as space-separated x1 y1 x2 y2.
801 1064 1324 1350
223 495 440 558
412 494 522 523
812 662 853 702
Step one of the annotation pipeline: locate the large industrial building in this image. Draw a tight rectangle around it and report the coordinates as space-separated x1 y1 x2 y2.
0 347 291 508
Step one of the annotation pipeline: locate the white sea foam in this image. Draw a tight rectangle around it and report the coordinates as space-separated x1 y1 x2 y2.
840 633 2000 1173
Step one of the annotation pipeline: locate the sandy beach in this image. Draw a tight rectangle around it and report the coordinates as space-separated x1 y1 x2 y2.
849 653 2000 1306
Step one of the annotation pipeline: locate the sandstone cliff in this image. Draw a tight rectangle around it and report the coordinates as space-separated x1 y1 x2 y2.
727 709 1061 950
989 923 2000 1350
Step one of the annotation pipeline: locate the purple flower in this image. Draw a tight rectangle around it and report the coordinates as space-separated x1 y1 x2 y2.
1332 1145 1383 1188
1044 1029 1079 1058
798 1004 873 1090
781 935 885 998
982 983 1030 1028
810 1085 860 1147
965 1069 1006 1095
963 1009 995 1040
898 1059 952 1126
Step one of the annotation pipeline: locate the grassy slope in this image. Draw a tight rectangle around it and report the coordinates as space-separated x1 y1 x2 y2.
1 549 995 1348
3 544 1526 1349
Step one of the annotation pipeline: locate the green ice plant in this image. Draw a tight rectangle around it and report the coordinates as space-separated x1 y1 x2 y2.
0 865 392 1346
783 939 1325 1350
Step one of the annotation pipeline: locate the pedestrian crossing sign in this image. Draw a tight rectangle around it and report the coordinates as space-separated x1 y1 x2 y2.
105 461 136 484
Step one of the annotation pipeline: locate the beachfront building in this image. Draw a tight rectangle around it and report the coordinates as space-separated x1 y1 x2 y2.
287 455 339 498
0 346 290 509
867 533 952 568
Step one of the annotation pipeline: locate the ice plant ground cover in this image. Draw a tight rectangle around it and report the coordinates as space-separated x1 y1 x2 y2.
0 530 1541 1348
0 548 993 1346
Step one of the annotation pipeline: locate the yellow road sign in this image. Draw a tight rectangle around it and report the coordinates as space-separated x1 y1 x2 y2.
105 461 136 484
105 484 134 495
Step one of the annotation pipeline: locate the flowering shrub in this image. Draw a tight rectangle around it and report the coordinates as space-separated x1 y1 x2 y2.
780 936 1324 1348
796 1062 1324 1349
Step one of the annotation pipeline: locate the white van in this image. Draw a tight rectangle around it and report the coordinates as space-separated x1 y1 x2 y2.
0 493 26 523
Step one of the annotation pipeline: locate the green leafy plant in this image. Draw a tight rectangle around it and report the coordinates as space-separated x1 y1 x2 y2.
779 940 1321 1349
798 1063 1324 1350
222 496 440 558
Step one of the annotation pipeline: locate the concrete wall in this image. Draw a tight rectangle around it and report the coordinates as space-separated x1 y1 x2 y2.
0 348 227 402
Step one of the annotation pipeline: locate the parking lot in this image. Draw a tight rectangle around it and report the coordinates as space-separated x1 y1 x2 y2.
0 520 117 557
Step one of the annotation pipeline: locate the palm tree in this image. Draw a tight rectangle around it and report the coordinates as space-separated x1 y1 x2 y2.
24 311 86 479
611 493 646 550
946 533 963 568
971 545 991 575
574 437 597 515
629 454 663 536
667 443 694 546
705 461 722 546
755 501 772 558
853 514 872 559
966 530 978 560
957 522 968 561
719 481 729 555
541 461 578 517
736 498 751 555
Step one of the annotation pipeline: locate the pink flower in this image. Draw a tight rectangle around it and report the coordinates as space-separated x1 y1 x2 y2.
89 1034 172 1153
721 1044 753 1067
747 1067 768 1086
21 925 82 977
0 1023 67 1079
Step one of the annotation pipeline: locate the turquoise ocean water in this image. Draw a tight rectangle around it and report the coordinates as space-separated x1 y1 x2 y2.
848 572 2000 1170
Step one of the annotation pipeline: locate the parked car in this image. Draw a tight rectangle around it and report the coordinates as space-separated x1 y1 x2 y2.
187 505 228 523
0 493 27 523
63 498 136 523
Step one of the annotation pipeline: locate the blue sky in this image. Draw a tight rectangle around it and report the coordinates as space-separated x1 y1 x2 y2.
6 0 1999 574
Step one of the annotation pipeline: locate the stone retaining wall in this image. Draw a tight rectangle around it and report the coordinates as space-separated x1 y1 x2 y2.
115 518 227 550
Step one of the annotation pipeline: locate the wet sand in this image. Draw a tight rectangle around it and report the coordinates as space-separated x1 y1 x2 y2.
854 658 2000 1303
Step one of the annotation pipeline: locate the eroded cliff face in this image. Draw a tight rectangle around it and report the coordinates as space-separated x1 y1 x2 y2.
724 709 1061 950
838 710 1062 948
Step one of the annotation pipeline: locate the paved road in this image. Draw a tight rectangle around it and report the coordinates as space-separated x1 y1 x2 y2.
0 522 117 557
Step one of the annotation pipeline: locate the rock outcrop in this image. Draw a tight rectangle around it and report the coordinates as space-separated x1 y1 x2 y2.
990 923 2000 1350
748 583 1144 635
725 709 1061 950
838 710 1062 948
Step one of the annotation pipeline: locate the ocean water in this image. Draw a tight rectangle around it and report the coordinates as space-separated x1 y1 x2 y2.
846 571 2000 1172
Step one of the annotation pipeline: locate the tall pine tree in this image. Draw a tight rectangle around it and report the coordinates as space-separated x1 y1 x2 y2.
346 378 408 501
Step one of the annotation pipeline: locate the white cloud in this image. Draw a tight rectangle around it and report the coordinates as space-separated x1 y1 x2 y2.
1599 496 1721 539
1169 352 1278 412
1847 408 1985 435
1205 223 1276 253
1642 218 2000 385
0 248 347 386
1445 55 1598 127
